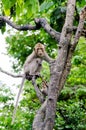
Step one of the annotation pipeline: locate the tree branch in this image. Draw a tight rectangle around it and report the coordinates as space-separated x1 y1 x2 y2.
43 0 76 130
0 16 60 42
57 3 86 109
32 76 45 104
0 67 23 78
0 16 38 30
72 26 86 37
72 6 86 48
57 6 86 99
35 18 60 42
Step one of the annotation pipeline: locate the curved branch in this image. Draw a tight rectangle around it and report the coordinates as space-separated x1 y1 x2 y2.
0 16 38 30
35 18 60 42
0 67 23 78
0 16 60 42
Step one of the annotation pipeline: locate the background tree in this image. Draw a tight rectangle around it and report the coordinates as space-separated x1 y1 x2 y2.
0 0 86 130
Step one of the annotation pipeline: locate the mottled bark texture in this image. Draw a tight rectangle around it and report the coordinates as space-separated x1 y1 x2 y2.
0 1 86 130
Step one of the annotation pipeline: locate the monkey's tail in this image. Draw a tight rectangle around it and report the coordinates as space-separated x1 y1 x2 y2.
11 75 25 124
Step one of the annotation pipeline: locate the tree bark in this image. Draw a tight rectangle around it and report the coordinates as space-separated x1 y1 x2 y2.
43 0 76 129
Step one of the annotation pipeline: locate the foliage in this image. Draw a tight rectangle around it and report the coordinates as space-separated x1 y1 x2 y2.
67 37 86 86
2 0 39 19
0 83 14 130
0 81 40 130
55 98 86 130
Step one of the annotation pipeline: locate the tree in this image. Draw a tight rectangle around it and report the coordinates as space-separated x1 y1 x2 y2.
0 0 86 130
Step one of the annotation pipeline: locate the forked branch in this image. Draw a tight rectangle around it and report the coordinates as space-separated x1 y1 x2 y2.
57 5 86 99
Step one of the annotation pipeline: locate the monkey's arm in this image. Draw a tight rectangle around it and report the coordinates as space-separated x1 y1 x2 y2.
43 51 55 63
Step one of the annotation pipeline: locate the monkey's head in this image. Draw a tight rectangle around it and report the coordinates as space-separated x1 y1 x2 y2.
34 43 45 57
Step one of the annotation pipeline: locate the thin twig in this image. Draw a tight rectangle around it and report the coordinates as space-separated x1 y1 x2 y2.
0 67 23 78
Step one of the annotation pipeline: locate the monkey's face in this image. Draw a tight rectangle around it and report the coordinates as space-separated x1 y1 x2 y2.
34 43 45 57
36 48 44 57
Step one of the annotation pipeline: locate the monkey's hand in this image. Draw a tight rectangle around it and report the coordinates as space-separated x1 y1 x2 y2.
25 74 32 80
25 73 41 80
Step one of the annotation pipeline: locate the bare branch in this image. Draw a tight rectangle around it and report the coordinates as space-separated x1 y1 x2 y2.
0 16 60 42
32 76 45 103
72 6 86 47
35 18 60 42
72 26 86 37
0 16 38 30
0 67 23 78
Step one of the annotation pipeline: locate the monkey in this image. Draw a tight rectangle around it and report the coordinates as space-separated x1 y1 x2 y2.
11 58 42 124
12 43 55 124
24 43 54 64
24 58 42 76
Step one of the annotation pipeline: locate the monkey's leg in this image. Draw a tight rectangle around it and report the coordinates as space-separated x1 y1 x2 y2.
11 75 25 124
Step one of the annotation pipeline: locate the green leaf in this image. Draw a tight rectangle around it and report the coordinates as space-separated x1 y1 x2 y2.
17 0 23 7
2 0 16 16
4 9 10 16
40 1 54 12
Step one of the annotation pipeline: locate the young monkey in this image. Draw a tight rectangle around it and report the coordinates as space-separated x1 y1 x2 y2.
12 43 55 124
